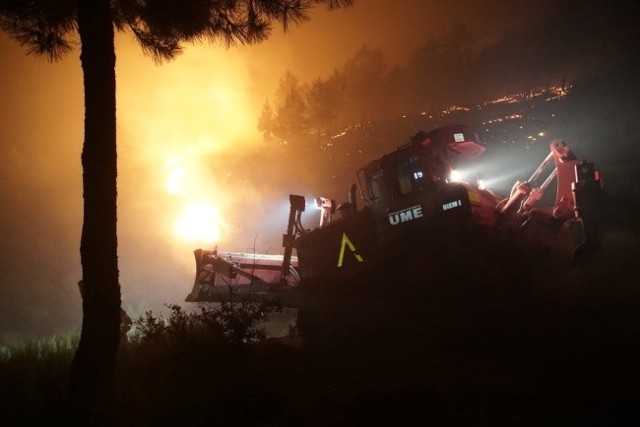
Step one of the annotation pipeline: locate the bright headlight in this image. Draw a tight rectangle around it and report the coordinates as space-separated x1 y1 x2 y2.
449 169 463 182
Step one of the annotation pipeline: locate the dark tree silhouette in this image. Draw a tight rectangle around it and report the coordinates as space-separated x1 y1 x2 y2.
258 100 276 139
266 71 310 141
1 0 353 420
307 76 340 134
276 82 309 140
335 45 387 124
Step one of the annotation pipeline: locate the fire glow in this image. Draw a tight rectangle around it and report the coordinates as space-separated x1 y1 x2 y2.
176 202 223 243
115 42 269 248
164 156 228 245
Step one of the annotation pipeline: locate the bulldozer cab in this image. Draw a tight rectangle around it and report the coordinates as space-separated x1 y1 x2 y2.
357 125 486 203
356 125 488 244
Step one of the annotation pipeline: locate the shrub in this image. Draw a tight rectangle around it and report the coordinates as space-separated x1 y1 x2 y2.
128 298 279 346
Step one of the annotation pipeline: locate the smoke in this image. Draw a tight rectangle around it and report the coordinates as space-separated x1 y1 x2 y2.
0 27 334 344
0 33 293 342
0 35 84 343
3 0 637 344
114 38 306 318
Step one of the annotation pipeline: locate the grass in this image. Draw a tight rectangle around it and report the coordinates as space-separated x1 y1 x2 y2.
0 334 77 421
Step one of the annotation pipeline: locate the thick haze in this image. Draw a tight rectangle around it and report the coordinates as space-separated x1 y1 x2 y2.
1 0 635 342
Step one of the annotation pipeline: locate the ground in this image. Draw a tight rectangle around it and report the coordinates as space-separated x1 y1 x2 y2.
287 217 640 425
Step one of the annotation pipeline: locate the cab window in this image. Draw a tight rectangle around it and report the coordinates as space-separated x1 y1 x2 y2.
394 156 425 196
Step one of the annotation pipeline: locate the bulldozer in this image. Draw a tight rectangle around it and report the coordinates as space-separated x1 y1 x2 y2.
186 124 602 303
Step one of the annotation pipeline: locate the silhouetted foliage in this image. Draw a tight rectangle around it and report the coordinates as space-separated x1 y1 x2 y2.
258 100 276 139
276 82 309 141
306 76 340 134
130 300 277 346
263 71 311 142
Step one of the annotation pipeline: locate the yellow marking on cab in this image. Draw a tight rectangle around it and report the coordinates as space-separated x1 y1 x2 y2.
337 232 364 267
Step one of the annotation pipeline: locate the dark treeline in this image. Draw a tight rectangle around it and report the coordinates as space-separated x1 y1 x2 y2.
259 1 640 142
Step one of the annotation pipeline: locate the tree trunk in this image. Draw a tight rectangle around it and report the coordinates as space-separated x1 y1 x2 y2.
69 0 121 422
